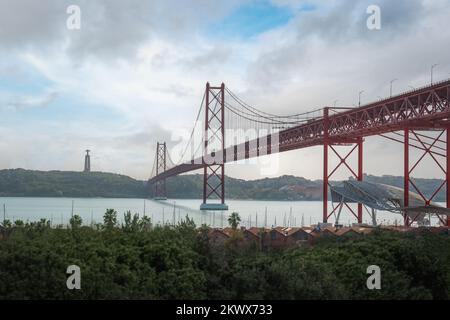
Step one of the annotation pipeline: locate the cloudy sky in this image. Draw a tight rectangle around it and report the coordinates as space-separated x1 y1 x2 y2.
0 0 449 181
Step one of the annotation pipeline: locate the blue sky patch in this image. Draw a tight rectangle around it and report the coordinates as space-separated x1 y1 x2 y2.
209 0 297 39
0 64 54 96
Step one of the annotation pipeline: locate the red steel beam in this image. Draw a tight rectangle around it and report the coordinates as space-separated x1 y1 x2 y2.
447 128 450 227
323 107 329 223
404 129 410 226
202 83 209 204
221 83 225 204
358 136 363 223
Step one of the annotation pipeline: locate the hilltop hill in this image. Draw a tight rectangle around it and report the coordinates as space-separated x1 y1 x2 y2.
0 169 147 198
0 169 446 201
166 174 322 201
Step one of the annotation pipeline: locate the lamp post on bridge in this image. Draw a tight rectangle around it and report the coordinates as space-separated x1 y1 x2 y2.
390 78 398 98
358 90 364 107
333 100 339 108
431 64 439 85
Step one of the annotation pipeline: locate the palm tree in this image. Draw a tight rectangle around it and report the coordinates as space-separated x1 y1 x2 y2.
103 209 118 229
228 212 241 230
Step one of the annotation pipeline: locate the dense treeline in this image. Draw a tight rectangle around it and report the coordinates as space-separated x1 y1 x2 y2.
0 211 449 299
0 169 147 198
362 174 446 202
167 174 322 200
0 169 447 201
0 169 323 200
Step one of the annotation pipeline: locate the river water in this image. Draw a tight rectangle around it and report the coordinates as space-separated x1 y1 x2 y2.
1 197 443 227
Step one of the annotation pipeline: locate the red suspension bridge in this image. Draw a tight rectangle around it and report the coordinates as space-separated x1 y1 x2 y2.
148 79 450 227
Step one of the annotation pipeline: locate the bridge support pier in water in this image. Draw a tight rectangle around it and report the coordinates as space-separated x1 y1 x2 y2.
201 82 228 211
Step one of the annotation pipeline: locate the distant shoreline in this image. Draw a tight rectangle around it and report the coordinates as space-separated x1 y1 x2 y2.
0 195 323 202
0 168 447 202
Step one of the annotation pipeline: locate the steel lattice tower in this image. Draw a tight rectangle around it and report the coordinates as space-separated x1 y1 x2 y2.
154 142 167 200
200 83 228 210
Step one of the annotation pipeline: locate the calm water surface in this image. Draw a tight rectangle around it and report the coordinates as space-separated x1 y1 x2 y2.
1 197 442 227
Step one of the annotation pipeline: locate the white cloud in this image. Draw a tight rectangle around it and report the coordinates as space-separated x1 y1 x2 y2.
0 0 449 181
0 90 58 111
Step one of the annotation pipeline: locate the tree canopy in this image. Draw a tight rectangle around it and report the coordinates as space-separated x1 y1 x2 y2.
0 211 449 299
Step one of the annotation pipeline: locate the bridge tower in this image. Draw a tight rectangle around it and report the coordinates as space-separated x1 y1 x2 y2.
200 82 228 210
154 142 167 200
323 107 364 225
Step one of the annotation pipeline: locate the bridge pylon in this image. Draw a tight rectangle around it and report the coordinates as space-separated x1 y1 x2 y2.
200 82 228 211
323 107 364 225
154 142 167 200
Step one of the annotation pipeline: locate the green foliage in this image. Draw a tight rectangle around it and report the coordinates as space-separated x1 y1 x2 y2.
122 211 140 233
69 215 83 229
166 174 323 200
2 219 12 228
103 209 118 230
13 220 24 227
0 211 449 300
167 174 447 201
139 215 152 232
228 212 241 230
121 211 153 233
0 169 147 198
